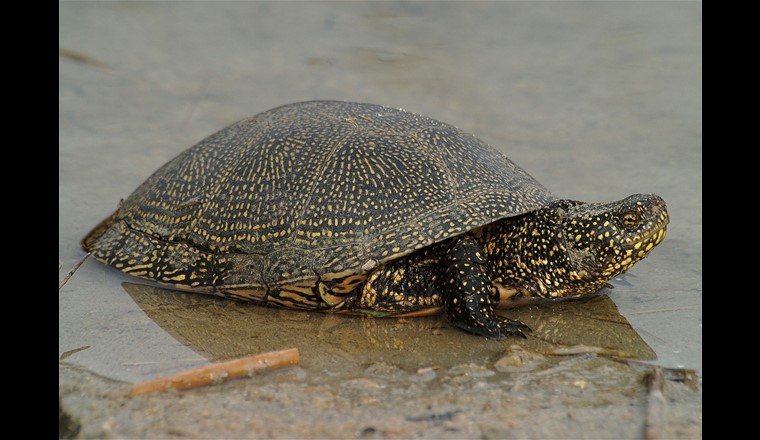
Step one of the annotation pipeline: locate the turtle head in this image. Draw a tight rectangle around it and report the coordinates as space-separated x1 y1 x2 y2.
551 193 669 295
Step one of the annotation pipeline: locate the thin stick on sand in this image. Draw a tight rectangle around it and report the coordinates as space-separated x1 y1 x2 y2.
58 253 91 290
129 348 300 397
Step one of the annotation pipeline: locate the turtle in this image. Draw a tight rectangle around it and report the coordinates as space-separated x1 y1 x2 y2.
82 100 669 339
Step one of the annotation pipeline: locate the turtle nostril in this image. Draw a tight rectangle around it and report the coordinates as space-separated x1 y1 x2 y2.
649 195 666 212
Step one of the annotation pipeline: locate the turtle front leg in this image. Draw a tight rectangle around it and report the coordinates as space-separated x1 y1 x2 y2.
443 235 530 339
351 235 529 339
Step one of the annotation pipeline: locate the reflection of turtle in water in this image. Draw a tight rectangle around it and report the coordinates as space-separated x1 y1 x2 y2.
83 101 669 339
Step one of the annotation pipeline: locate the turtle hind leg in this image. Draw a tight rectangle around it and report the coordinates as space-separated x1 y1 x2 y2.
352 248 445 315
443 235 530 340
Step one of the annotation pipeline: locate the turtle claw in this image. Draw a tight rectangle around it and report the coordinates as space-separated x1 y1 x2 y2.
454 317 532 340
497 318 531 339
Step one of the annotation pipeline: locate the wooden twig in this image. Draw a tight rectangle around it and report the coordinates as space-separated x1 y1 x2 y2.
58 253 91 290
59 48 111 70
59 345 91 361
644 366 666 440
128 348 300 397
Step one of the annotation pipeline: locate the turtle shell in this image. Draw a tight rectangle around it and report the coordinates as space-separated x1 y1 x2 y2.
84 101 555 303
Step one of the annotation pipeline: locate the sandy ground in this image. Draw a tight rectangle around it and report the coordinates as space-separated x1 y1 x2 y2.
59 2 701 438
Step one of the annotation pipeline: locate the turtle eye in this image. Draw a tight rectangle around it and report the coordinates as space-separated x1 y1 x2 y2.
622 212 640 228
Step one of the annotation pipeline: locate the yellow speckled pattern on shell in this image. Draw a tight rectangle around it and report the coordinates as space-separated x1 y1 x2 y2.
84 101 555 304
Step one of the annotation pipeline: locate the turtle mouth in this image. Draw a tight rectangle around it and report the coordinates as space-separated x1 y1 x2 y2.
631 223 667 252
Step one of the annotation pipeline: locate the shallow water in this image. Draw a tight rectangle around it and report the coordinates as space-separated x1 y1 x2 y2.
123 282 655 374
